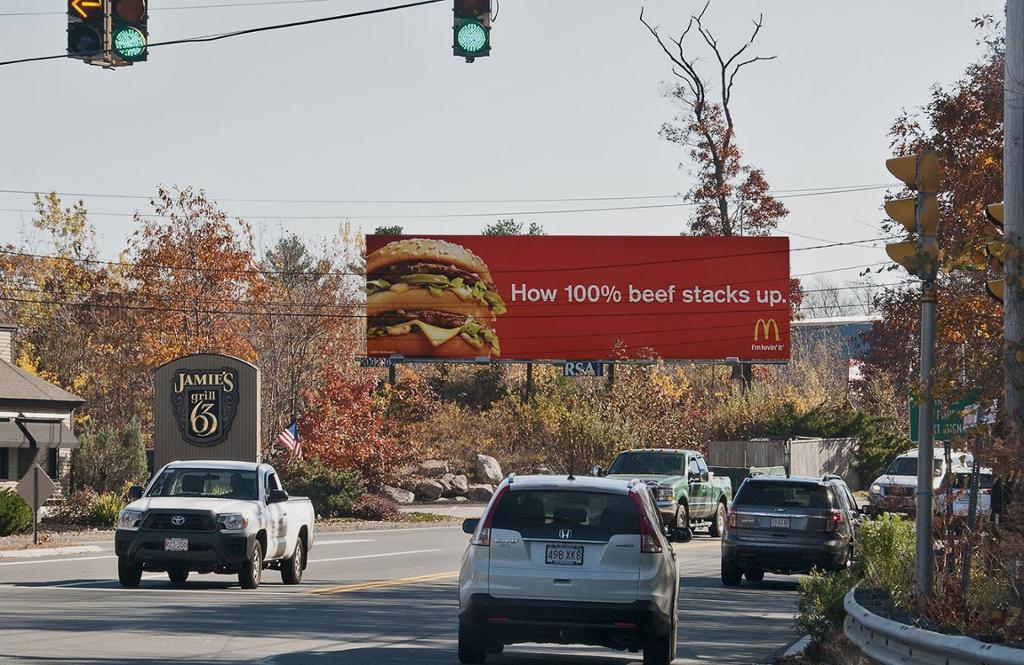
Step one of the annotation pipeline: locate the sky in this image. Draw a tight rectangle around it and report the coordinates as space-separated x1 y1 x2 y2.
0 0 1006 295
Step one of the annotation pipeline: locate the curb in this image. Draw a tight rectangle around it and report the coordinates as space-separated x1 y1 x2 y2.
0 545 103 559
782 635 811 658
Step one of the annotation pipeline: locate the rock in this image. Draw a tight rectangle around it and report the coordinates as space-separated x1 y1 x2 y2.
419 460 449 477
415 479 444 500
437 473 455 494
453 496 469 503
532 465 553 475
474 454 503 484
381 485 415 505
395 465 418 478
441 474 469 497
466 484 495 502
435 497 451 504
399 478 420 494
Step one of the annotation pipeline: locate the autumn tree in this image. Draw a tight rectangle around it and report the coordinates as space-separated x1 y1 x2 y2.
640 1 787 237
482 219 546 236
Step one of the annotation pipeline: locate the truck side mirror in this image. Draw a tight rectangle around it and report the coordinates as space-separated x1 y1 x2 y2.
592 465 604 477
701 471 710 483
126 485 144 501
268 489 289 504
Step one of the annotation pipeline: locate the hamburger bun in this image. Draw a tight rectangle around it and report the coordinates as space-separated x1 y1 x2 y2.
367 238 494 287
368 333 493 359
368 288 492 321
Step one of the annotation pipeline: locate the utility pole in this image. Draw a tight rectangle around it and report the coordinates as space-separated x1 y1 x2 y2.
916 281 937 596
1005 0 1024 430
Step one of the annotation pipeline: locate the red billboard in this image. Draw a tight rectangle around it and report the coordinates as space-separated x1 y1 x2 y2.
365 235 790 362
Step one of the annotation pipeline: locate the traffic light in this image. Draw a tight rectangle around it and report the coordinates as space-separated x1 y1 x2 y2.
111 0 148 62
67 0 105 60
454 0 490 61
985 202 1005 302
884 152 941 279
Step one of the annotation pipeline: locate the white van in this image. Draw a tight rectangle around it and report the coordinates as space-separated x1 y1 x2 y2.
866 448 973 517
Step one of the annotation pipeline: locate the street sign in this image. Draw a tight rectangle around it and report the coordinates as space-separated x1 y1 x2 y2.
563 361 604 377
360 357 395 368
909 394 981 442
17 464 55 512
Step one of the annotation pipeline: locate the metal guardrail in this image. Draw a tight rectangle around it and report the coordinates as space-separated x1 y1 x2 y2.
843 588 1023 665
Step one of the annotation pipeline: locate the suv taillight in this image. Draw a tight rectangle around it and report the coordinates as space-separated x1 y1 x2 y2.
471 484 509 547
825 509 843 533
628 490 663 554
727 507 738 529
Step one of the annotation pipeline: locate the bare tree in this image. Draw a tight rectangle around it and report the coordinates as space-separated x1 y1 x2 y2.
640 2 786 236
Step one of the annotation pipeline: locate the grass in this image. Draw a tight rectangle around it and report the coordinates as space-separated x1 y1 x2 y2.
403 512 459 524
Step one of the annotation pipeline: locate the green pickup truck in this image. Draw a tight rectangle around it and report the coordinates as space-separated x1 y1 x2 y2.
596 448 733 541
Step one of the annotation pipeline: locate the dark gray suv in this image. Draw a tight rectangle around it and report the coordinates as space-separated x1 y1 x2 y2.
720 475 861 585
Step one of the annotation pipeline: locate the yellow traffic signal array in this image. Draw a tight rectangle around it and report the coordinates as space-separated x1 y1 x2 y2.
885 152 941 279
985 202 1005 302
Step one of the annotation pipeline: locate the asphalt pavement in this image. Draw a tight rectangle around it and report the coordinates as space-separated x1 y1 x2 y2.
0 525 799 665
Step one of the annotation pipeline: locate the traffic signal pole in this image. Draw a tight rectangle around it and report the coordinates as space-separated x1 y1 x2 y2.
915 281 937 597
1005 0 1024 429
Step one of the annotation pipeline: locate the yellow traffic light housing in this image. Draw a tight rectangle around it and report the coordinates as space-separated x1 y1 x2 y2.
884 151 941 279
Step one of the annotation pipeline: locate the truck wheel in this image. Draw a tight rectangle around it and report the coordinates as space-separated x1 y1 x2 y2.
708 501 726 538
281 538 305 585
744 568 764 583
238 541 263 590
721 559 742 586
457 619 487 664
643 631 674 665
672 506 692 543
117 556 143 588
167 569 189 585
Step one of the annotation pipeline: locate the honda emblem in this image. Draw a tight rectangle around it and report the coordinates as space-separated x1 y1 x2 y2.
171 515 186 526
558 528 572 540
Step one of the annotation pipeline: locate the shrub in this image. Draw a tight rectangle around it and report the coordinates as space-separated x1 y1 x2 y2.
858 513 915 608
88 493 125 527
346 494 400 522
796 568 857 659
0 489 32 536
71 418 148 494
46 488 99 525
278 458 363 518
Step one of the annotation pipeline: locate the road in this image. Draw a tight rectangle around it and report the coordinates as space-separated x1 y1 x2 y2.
0 525 799 665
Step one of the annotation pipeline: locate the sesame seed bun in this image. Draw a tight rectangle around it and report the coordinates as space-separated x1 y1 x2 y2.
366 238 494 287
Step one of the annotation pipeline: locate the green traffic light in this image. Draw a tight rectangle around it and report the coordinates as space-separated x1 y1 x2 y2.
456 20 488 54
112 26 146 60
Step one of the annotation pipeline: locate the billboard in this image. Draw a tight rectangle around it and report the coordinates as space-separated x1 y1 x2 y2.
365 235 790 362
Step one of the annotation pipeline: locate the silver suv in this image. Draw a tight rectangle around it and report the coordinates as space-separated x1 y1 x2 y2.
458 474 679 665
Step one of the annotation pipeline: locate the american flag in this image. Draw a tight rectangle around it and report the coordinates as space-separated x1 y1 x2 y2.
277 421 301 458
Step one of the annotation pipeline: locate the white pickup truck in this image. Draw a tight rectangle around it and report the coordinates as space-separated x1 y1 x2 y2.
114 460 315 589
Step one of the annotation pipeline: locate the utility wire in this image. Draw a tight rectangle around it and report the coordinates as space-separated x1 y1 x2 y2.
0 0 446 68
1 0 356 16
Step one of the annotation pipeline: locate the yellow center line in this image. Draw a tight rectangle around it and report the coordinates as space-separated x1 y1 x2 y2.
311 570 459 595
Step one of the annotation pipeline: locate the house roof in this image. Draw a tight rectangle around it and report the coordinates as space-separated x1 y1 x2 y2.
0 359 84 408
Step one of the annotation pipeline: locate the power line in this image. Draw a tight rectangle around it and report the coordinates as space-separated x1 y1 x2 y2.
0 237 898 277
0 0 356 17
0 0 446 68
0 183 895 205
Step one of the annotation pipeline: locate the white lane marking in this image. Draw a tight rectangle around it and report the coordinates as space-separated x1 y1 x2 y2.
0 554 116 567
311 539 374 546
309 548 441 564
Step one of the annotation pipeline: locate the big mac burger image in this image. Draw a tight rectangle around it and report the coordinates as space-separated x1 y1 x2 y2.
366 238 506 358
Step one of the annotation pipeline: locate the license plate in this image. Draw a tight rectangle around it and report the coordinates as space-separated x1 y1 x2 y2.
164 538 188 552
545 544 583 566
770 518 790 528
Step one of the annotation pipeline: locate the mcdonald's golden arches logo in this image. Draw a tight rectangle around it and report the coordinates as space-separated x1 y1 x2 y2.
753 319 780 342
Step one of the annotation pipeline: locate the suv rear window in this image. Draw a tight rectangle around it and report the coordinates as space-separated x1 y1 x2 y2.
492 490 639 539
734 481 829 509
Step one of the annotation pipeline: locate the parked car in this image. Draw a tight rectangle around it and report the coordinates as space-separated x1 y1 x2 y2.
721 474 861 585
866 448 973 517
597 448 733 541
458 474 679 665
935 465 994 517
115 460 315 589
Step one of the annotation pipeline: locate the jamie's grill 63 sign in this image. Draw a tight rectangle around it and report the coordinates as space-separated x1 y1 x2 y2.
171 368 239 445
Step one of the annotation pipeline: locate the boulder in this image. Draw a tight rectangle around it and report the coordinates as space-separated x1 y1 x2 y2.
466 484 495 502
399 478 420 494
443 474 469 497
381 485 415 505
474 454 503 484
435 497 451 504
415 479 444 501
532 465 553 475
453 496 469 503
419 460 449 477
